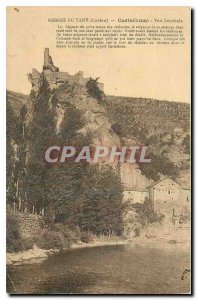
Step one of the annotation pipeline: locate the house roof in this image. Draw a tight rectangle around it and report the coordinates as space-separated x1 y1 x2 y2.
146 178 181 189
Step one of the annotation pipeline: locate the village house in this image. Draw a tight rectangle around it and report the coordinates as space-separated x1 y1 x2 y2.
123 174 190 223
123 189 148 204
121 162 151 204
146 178 190 221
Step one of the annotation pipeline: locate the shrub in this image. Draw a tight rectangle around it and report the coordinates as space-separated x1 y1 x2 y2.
22 237 35 250
182 134 190 154
7 209 38 252
80 232 93 243
140 153 178 181
132 197 165 227
35 223 78 250
86 78 104 101
54 223 80 244
35 229 66 250
6 209 23 253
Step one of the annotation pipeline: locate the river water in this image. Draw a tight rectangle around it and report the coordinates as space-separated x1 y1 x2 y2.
7 243 190 294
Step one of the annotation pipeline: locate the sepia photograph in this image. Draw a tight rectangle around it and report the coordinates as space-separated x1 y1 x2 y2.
6 6 191 295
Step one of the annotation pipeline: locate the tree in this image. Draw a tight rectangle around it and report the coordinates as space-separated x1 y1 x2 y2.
139 152 178 181
86 77 104 101
79 164 124 236
182 134 190 154
29 78 57 163
132 197 165 226
26 78 57 214
26 163 46 214
6 100 21 207
45 162 87 222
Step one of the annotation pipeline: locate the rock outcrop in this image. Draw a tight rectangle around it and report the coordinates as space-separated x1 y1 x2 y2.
28 48 119 151
28 48 104 93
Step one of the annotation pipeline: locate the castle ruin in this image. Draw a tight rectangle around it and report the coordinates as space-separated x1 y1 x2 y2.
28 48 104 93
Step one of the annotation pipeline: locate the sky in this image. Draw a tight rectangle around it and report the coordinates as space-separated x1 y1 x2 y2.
7 6 190 103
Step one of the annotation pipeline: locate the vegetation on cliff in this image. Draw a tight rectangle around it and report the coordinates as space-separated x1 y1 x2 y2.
7 76 124 253
105 96 190 181
86 77 104 101
6 72 190 252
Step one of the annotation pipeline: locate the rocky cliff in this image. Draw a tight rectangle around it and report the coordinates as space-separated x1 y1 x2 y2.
7 48 190 192
27 48 118 149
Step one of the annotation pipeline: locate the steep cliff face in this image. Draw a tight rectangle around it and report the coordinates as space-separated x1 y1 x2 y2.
28 48 117 149
120 163 151 190
54 84 121 149
26 49 154 192
7 49 190 193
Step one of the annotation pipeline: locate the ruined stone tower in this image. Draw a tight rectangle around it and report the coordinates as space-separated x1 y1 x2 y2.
43 48 59 72
28 48 104 92
44 48 50 66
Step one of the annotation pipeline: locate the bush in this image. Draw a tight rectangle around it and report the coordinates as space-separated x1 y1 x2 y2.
86 78 104 101
132 197 165 227
35 229 66 250
7 209 37 252
80 232 93 243
182 134 190 154
54 223 80 244
35 223 78 250
7 209 23 253
22 237 35 250
140 153 178 181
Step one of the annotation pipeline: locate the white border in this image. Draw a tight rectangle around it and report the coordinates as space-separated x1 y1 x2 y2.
0 0 195 299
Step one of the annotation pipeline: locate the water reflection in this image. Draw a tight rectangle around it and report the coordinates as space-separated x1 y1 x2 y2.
7 243 190 294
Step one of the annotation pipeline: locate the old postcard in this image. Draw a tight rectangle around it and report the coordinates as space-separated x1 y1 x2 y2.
6 6 191 294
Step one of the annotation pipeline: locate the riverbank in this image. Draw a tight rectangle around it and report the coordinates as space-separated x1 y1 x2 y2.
7 237 128 266
129 222 190 246
7 222 190 266
7 233 190 266
7 245 48 266
7 239 190 295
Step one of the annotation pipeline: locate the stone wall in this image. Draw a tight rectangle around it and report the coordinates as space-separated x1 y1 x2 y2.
17 213 45 239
